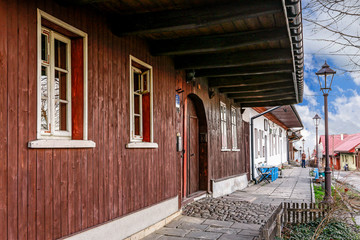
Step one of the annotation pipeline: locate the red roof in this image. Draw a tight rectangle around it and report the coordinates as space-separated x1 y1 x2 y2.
320 133 360 154
335 133 360 153
319 134 346 155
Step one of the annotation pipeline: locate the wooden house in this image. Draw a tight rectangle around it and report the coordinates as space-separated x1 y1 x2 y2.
0 0 303 239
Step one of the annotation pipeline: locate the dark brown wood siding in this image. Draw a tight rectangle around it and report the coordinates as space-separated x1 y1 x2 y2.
0 0 178 239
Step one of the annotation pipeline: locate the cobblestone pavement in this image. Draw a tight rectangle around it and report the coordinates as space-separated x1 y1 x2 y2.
182 198 276 224
142 167 311 239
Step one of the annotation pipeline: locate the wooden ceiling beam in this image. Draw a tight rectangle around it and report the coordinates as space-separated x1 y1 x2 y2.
239 99 297 107
219 82 293 93
232 94 295 103
194 64 293 78
227 90 294 99
151 28 287 56
175 49 291 69
208 73 291 88
110 0 282 36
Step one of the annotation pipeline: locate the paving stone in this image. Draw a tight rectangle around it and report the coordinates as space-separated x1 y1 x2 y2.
158 236 196 240
230 223 261 231
177 222 208 231
203 219 233 227
220 234 257 240
180 216 206 224
185 230 222 239
142 233 163 240
156 227 190 237
237 229 260 236
205 226 238 234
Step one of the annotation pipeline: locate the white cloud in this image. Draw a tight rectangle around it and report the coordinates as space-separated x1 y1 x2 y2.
303 81 318 107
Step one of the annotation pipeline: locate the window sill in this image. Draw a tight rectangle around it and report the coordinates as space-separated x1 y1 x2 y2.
126 142 158 149
232 149 241 152
221 149 231 152
28 139 96 149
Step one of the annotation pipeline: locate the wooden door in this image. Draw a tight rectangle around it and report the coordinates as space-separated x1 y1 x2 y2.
187 100 199 195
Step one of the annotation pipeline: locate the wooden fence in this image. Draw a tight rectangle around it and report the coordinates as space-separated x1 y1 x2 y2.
259 202 330 240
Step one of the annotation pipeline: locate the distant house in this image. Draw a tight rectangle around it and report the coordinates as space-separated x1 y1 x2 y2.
242 106 303 174
320 133 360 170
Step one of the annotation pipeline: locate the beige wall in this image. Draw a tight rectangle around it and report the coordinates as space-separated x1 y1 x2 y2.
340 153 357 170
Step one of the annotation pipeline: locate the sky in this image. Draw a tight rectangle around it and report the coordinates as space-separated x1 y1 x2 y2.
294 1 360 155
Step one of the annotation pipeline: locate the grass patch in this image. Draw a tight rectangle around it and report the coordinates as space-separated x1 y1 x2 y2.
280 218 360 240
314 184 325 204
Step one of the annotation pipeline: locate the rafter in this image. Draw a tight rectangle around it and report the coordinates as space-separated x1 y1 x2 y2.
151 28 287 56
175 49 291 69
110 0 282 36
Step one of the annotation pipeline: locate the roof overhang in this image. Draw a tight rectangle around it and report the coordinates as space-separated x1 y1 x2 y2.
60 0 304 107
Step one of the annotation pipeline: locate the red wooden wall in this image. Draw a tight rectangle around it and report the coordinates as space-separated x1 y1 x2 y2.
0 0 178 239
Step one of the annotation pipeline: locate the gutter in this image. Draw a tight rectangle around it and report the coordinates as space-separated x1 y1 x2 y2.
250 106 281 183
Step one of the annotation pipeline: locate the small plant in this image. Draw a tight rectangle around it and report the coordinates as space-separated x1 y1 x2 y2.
281 218 360 240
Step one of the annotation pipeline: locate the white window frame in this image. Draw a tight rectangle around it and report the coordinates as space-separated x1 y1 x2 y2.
40 28 72 138
126 55 158 149
220 101 228 150
231 106 239 151
28 9 95 149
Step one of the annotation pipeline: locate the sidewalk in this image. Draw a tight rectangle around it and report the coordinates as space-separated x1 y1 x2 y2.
142 167 312 240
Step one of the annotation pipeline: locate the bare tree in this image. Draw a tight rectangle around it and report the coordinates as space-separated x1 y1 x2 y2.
303 0 360 72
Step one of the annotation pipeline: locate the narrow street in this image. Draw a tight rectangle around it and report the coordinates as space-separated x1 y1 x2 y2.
141 167 311 240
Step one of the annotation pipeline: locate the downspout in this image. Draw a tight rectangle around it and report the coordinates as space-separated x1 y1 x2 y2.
250 106 281 183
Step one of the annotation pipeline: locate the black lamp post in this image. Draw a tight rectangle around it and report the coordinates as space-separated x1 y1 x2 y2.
316 61 336 204
313 114 321 169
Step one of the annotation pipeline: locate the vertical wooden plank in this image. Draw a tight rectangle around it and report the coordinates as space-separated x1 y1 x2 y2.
75 150 82 232
53 150 61 239
7 0 19 238
0 0 8 238
27 0 37 238
36 150 45 239
60 150 69 236
98 22 105 223
81 149 88 229
68 150 76 234
44 150 53 239
17 1 29 239
91 11 99 226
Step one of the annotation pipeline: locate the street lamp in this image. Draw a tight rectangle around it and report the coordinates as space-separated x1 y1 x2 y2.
313 114 321 169
316 61 336 204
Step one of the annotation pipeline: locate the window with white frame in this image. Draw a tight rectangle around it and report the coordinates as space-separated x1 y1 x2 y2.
28 10 94 148
127 56 157 148
231 106 238 150
40 28 71 137
220 101 227 149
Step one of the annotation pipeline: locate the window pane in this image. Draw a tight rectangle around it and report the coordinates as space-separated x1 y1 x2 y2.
54 39 67 69
41 99 49 131
55 101 67 131
55 70 67 100
133 72 141 92
41 33 48 62
134 94 140 115
41 66 48 98
134 116 140 136
143 72 148 92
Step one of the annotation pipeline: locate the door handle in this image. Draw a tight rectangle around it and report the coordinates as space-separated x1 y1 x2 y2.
190 153 195 157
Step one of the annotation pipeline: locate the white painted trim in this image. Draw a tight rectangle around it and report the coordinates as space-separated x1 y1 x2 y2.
126 142 159 149
65 196 179 240
28 139 95 148
221 149 231 152
232 149 241 152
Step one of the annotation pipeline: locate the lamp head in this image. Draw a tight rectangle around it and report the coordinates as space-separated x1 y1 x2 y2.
313 114 321 127
316 61 336 94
